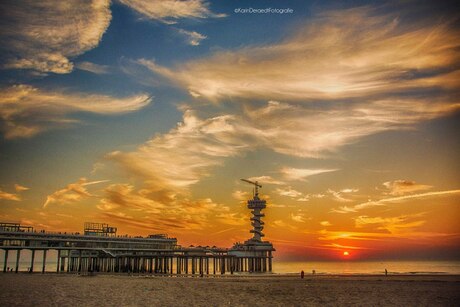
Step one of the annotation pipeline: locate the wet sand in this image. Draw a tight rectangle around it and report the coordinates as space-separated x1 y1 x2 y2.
1 273 459 306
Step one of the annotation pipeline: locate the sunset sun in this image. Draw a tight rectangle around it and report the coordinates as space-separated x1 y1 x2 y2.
343 251 350 257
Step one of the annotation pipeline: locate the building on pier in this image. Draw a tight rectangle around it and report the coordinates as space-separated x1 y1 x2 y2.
84 222 117 237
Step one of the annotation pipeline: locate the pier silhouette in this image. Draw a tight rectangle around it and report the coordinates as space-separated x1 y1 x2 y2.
1 181 275 274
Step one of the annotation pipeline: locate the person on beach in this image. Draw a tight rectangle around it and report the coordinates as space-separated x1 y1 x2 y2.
385 269 388 276
300 270 304 279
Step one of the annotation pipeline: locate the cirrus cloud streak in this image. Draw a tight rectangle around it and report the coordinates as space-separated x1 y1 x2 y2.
139 6 460 101
118 0 225 24
0 84 152 139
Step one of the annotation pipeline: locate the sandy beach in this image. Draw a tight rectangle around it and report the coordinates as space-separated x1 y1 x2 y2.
1 273 459 306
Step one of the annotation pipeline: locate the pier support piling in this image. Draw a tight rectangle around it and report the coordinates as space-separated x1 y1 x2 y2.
15 250 20 273
3 249 8 272
42 250 47 273
56 250 61 273
30 250 35 273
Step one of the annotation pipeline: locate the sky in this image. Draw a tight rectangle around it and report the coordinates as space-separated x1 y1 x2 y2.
0 0 459 261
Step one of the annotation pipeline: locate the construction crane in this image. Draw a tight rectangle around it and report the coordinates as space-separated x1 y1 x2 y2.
241 179 262 197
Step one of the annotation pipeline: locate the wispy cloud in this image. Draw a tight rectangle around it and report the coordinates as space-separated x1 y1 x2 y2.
271 220 299 231
43 178 108 208
107 110 254 193
105 95 458 205
76 61 110 74
275 187 303 198
0 184 29 201
290 211 309 223
14 184 29 192
134 6 460 162
330 206 358 214
317 230 390 241
320 243 373 250
280 167 338 181
98 183 240 232
139 6 460 101
327 188 357 203
98 183 168 213
232 190 250 202
332 189 460 213
273 185 325 202
177 29 207 46
118 0 225 24
355 190 460 211
0 0 111 74
355 214 426 234
383 180 432 196
317 228 458 243
0 189 21 202
0 85 151 139
241 100 459 158
247 176 284 185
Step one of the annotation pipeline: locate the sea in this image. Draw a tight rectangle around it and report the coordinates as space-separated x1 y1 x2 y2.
1 250 459 275
273 260 460 275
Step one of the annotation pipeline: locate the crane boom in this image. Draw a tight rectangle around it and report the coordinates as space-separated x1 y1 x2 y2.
241 179 262 188
241 179 262 197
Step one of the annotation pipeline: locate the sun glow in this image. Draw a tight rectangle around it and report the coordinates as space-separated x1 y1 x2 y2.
343 251 350 256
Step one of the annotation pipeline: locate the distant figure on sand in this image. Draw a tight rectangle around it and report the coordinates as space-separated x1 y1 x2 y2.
385 269 388 276
300 270 304 279
312 269 316 275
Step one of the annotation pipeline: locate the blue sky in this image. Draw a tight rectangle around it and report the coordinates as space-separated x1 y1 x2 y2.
0 0 459 260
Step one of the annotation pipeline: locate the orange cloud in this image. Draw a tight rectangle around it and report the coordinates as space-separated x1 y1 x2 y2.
0 183 29 201
14 184 29 192
383 180 432 195
327 189 354 203
332 189 460 213
98 184 168 213
232 190 250 202
275 187 303 198
43 178 108 208
106 110 254 193
355 214 426 234
247 176 285 185
354 189 460 211
98 183 244 234
280 167 338 181
0 189 21 202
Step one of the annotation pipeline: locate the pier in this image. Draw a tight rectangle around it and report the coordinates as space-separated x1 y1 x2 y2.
0 179 274 275
0 222 237 275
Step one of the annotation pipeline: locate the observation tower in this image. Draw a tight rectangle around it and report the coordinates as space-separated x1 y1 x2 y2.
244 179 266 242
228 179 275 272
